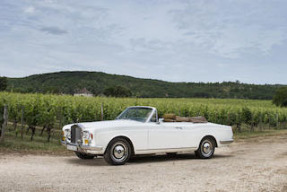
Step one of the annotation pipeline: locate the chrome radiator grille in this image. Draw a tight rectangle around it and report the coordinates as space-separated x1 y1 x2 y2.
71 125 81 144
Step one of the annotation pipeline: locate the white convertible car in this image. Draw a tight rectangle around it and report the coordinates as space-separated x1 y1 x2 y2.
61 106 233 165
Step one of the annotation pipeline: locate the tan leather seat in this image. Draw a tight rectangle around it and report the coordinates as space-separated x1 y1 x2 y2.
163 113 207 123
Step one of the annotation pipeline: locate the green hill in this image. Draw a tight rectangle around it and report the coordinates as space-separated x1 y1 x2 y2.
6 71 283 99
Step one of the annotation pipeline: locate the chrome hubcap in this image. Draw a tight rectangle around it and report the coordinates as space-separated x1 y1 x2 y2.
113 145 125 159
203 142 211 154
201 140 213 156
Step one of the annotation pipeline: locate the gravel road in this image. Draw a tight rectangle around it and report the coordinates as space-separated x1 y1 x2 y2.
0 135 286 192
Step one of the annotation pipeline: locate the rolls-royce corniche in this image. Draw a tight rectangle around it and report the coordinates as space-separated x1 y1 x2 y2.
61 106 233 165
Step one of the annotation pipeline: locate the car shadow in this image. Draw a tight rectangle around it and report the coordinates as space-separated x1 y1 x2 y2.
66 154 234 166
66 156 107 167
128 154 195 164
128 153 234 164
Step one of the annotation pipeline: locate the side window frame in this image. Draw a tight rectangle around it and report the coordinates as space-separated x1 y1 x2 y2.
149 110 158 123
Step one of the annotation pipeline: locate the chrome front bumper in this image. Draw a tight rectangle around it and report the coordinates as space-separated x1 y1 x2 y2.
61 141 104 155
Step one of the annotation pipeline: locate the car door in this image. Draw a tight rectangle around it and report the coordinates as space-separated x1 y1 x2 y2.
180 124 201 148
147 122 185 150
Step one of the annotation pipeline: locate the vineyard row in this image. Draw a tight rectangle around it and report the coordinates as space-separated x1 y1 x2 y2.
0 92 287 141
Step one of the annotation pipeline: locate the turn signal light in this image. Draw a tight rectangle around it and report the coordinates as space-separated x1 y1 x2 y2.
62 131 66 141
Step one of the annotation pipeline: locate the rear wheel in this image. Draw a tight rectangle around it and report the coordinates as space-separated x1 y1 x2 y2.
104 138 131 165
75 152 95 159
196 137 215 159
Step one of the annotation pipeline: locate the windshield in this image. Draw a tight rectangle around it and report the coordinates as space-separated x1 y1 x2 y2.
117 107 153 122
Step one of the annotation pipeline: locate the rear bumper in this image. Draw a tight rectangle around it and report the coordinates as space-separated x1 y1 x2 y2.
61 141 104 155
220 139 234 145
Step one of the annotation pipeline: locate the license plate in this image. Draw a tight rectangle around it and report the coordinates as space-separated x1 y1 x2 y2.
67 145 77 151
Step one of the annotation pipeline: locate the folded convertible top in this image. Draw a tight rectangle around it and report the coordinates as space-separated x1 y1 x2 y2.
163 114 207 123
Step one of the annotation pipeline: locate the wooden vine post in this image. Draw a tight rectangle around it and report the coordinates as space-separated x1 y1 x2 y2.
276 113 279 129
0 105 8 142
20 106 24 140
259 114 263 131
101 103 104 121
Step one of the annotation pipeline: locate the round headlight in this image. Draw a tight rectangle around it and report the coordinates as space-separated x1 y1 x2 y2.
82 131 90 139
65 129 71 140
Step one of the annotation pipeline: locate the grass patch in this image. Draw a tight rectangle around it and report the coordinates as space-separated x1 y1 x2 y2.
234 129 287 140
0 126 69 155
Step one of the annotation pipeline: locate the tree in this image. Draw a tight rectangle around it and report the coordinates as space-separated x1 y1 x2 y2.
104 86 132 97
273 87 287 107
0 77 7 91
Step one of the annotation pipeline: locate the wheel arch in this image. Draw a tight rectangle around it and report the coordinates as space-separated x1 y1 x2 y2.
105 135 135 156
201 135 218 147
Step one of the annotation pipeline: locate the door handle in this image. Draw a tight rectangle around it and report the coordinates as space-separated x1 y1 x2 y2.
175 127 183 129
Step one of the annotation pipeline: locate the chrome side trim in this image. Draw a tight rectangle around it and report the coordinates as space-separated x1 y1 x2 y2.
135 147 197 155
220 139 234 144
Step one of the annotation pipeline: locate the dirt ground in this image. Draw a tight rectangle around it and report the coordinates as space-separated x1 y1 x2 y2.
0 135 286 192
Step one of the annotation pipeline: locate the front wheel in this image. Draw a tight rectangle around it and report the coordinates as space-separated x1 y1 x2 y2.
195 137 215 159
75 152 96 159
104 138 131 165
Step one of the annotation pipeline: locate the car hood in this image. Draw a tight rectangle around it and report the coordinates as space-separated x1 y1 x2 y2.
73 119 144 131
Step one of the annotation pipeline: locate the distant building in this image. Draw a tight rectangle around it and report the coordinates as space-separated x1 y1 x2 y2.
74 88 93 97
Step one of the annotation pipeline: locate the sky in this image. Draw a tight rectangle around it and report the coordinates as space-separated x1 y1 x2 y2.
0 0 286 84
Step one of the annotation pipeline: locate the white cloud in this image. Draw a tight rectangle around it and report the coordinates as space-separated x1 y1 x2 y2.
24 6 35 14
40 26 68 35
168 1 287 58
0 0 286 84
